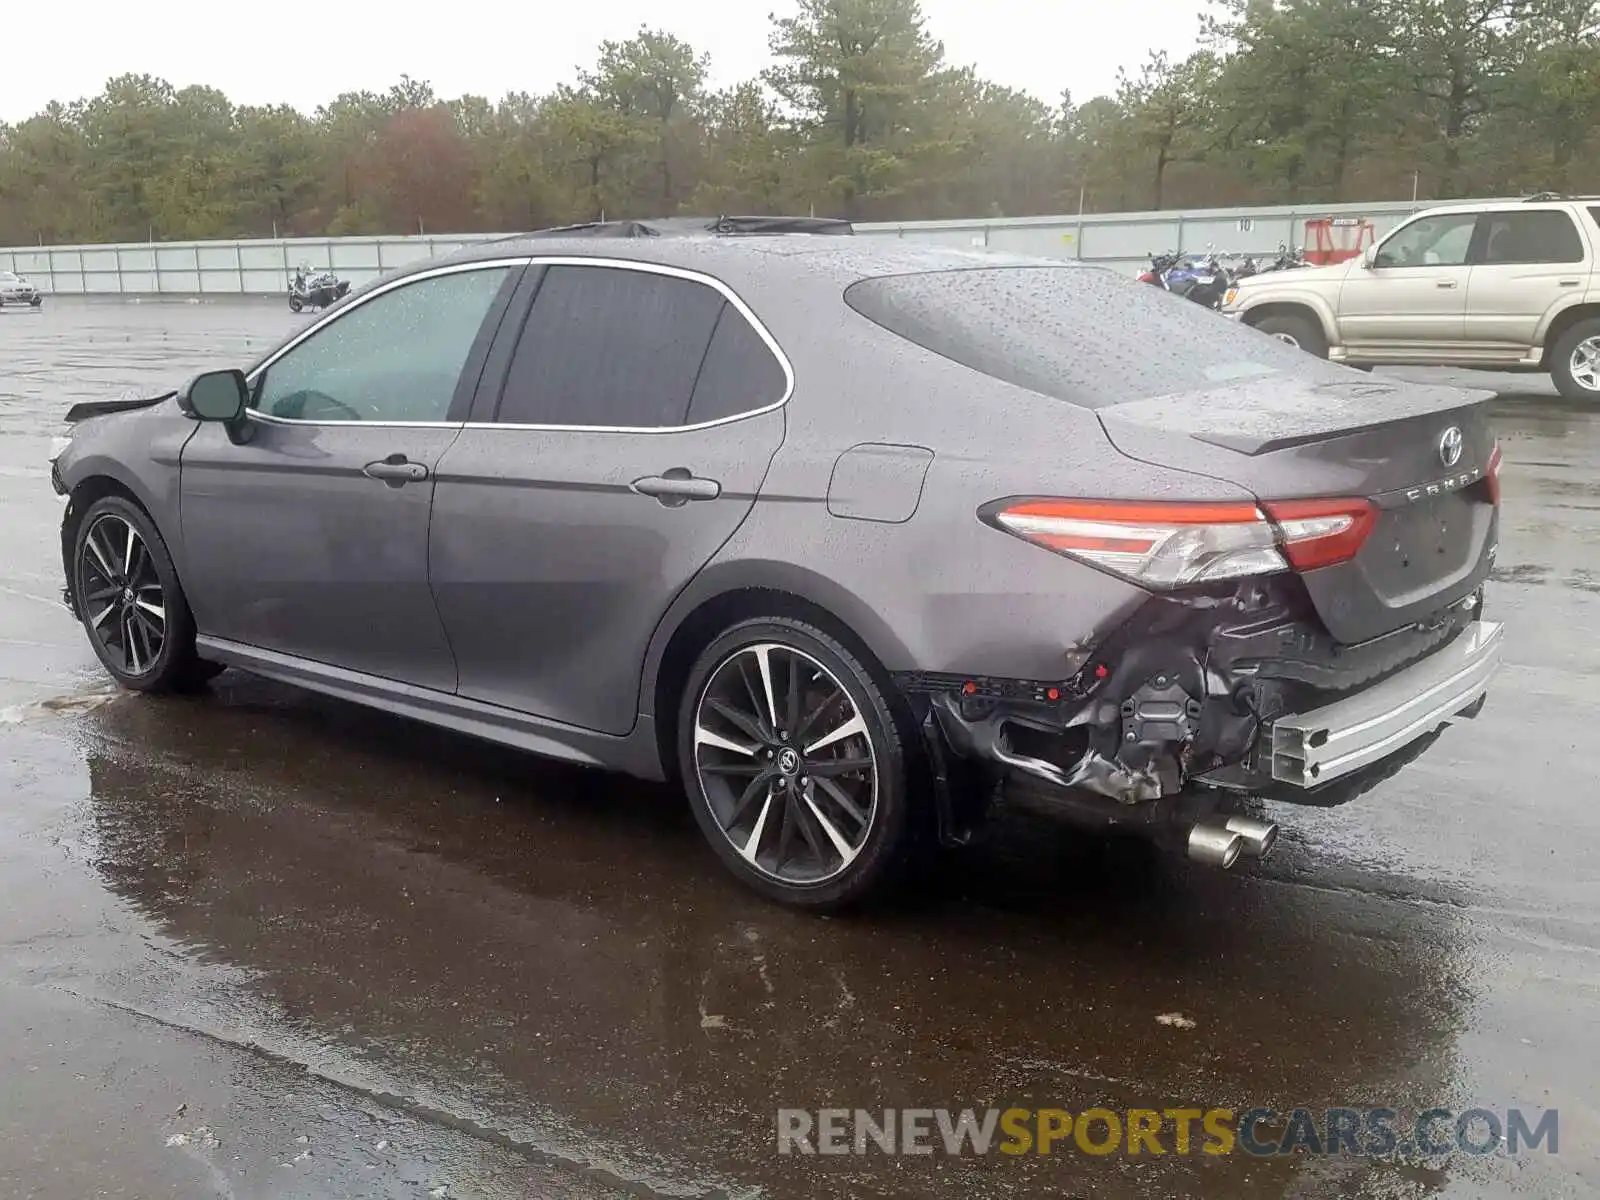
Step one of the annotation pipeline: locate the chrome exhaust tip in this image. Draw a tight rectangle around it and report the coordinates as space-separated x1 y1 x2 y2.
1224 815 1280 860
1186 823 1245 870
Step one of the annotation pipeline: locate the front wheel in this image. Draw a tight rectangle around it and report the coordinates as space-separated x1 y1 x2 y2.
1550 318 1600 401
678 617 915 910
72 495 213 693
1252 312 1329 358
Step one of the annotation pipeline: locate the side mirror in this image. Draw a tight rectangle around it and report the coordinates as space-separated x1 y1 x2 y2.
177 368 249 434
1361 244 1380 270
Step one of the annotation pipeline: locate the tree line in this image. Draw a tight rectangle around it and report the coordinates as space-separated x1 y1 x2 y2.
2 0 1598 247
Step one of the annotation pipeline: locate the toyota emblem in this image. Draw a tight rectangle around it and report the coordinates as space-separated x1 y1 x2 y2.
1438 426 1464 468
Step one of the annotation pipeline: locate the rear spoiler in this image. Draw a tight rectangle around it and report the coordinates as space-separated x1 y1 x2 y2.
64 392 175 424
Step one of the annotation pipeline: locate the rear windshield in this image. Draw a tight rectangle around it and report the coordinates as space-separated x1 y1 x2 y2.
843 266 1340 409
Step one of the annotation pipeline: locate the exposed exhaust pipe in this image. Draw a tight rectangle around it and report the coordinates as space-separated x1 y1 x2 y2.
1224 815 1280 860
1186 822 1245 870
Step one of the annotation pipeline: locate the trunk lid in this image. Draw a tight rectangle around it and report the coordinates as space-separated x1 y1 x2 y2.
1096 375 1499 644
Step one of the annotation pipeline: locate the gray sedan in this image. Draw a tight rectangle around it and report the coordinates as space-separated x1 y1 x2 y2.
0 269 42 307
50 225 1505 908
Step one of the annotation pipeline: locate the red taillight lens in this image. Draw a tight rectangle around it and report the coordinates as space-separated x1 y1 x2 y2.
985 496 1380 587
1137 271 1157 283
1485 443 1503 505
1261 497 1378 571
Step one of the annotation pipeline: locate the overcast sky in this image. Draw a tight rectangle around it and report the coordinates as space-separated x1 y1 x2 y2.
1 0 1207 122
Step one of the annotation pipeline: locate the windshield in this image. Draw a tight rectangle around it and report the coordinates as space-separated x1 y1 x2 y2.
843 266 1345 409
0 272 19 283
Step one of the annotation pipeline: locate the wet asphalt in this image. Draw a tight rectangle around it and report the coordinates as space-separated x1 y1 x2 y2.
0 298 1596 1199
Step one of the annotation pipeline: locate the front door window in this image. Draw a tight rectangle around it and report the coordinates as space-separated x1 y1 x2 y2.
1375 214 1478 268
253 266 513 423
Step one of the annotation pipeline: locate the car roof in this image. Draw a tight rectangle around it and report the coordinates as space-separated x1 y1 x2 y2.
422 233 1096 294
518 215 856 238
1414 199 1587 219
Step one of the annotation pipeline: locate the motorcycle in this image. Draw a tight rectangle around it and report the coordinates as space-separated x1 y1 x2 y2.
1256 243 1308 274
1137 251 1182 287
288 266 350 313
1137 248 1236 310
1162 249 1234 311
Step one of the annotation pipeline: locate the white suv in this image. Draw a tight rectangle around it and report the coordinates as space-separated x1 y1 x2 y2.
1221 197 1600 400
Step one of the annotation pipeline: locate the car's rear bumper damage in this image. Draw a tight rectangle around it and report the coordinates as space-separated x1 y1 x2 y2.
897 575 1501 864
1260 618 1502 788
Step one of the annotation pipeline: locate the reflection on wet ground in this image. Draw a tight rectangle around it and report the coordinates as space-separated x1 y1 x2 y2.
1 302 1597 1197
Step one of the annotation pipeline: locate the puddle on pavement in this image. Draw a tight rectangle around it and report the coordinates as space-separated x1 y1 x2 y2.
1 685 123 725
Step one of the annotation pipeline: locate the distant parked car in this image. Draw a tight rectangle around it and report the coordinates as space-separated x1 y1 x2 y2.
1222 194 1600 400
0 269 43 308
50 222 1504 909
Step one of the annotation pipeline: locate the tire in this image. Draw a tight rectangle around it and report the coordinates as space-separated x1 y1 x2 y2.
1550 317 1600 401
288 295 303 313
677 616 915 910
1252 312 1328 358
71 495 215 693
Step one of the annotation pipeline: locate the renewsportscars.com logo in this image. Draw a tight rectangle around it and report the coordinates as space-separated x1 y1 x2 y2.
776 1106 1560 1159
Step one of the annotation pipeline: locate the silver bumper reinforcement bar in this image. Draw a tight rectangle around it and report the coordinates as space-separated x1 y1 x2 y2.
1269 619 1505 788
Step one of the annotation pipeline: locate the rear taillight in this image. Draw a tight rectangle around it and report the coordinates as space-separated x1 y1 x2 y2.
1485 442 1502 505
1260 497 1378 572
984 497 1377 588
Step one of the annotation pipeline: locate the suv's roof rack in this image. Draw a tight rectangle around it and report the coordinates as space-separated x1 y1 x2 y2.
1523 191 1566 202
515 215 855 239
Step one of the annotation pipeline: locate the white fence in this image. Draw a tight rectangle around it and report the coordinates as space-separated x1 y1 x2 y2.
1 198 1481 296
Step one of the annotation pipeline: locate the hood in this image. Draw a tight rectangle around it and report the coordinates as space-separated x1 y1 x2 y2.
64 389 177 425
1236 260 1354 293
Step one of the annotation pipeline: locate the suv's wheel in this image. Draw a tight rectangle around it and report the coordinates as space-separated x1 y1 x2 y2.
1551 317 1600 401
678 616 913 910
71 495 216 692
1252 312 1329 358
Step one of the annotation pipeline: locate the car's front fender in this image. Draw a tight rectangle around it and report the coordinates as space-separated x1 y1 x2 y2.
1229 286 1343 346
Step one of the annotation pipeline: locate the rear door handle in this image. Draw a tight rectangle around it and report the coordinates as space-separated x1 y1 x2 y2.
631 469 721 504
1559 279 1582 287
1436 280 1459 289
363 455 428 485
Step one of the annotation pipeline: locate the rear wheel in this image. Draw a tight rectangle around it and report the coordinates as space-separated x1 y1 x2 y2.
1252 312 1328 358
1551 317 1600 401
678 617 914 910
72 495 216 693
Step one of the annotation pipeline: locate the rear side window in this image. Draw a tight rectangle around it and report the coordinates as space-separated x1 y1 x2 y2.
844 266 1343 409
1478 211 1585 264
686 304 788 424
496 265 724 427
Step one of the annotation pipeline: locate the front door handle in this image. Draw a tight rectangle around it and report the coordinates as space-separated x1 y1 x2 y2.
1436 279 1459 289
363 455 428 486
631 468 721 505
1559 279 1582 287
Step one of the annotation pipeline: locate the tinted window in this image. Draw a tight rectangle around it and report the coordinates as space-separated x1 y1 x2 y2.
1479 211 1585 264
1375 213 1477 267
497 265 725 427
686 304 788 424
843 266 1344 409
253 267 511 422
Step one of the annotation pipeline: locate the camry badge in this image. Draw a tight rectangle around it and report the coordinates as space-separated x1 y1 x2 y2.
1438 426 1464 468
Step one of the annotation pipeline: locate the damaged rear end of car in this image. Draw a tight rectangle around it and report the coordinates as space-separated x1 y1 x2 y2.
849 263 1505 868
